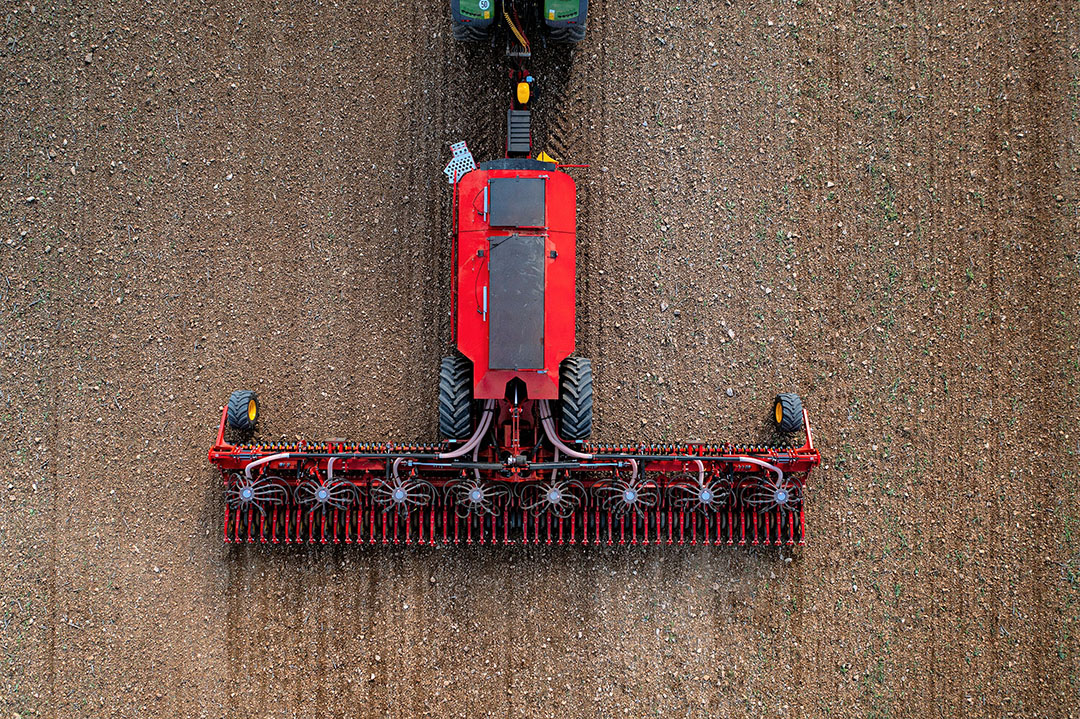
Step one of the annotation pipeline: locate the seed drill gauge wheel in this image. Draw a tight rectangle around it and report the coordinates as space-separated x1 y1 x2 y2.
226 390 258 432
773 393 805 434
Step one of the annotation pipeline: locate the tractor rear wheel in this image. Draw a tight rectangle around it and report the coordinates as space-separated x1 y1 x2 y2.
547 22 586 44
559 357 593 440
451 0 495 41
227 389 259 432
439 356 474 439
545 0 587 43
452 20 489 41
772 392 804 434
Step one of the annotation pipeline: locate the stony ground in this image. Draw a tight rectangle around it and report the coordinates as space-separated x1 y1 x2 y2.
3 0 1079 717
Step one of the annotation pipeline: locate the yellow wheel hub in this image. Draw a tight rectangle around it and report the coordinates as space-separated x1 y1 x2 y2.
775 402 783 424
247 399 257 422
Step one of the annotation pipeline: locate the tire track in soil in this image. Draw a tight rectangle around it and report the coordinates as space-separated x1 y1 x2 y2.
216 1 430 715
918 0 949 708
789 2 836 710
391 0 438 439
922 0 947 707
220 8 273 715
972 4 1011 704
561 10 602 431
529 32 597 384
1018 3 1067 710
218 3 320 715
581 0 608 434
955 5 1031 711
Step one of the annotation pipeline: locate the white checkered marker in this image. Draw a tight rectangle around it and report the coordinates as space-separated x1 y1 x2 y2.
444 141 476 184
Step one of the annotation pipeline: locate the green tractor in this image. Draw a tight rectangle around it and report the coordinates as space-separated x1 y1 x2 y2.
451 0 587 44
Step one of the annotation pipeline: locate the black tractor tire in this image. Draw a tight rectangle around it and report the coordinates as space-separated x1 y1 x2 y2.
439 356 474 439
772 392 804 434
546 0 587 44
452 21 488 41
547 22 586 44
227 390 259 432
559 357 593 440
451 0 495 42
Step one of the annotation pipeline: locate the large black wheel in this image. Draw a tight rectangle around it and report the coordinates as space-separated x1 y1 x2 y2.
227 389 259 432
559 357 593 440
772 392 804 434
451 0 495 41
452 21 490 41
439 356 474 439
546 0 587 43
547 23 585 44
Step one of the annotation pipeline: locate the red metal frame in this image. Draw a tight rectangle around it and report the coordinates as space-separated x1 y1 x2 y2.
209 401 820 547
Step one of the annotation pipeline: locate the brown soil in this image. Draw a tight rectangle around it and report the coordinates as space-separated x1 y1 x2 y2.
3 0 1079 717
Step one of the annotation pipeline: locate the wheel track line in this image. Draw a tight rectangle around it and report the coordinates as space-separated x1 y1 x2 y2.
588 0 610 436
793 0 841 702
922 0 945 710
830 0 846 707
952 5 996 704
223 3 269 712
43 5 79 709
778 0 816 706
398 3 448 707
227 2 308 712
976 3 1015 707
432 3 456 436
816 0 845 709
917 0 958 709
943 4 969 712
1019 1 1066 709
397 0 433 439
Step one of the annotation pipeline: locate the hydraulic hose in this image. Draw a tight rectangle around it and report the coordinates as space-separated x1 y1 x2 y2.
244 452 291 481
472 428 484 481
438 400 497 460
503 4 529 52
729 456 784 484
538 400 593 460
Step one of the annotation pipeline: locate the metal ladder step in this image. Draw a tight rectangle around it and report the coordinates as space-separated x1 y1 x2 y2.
507 109 531 156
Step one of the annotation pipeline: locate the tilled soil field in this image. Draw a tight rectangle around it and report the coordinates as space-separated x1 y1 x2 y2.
3 0 1080 717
